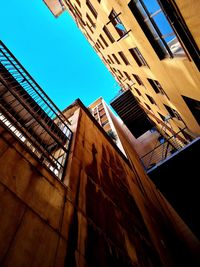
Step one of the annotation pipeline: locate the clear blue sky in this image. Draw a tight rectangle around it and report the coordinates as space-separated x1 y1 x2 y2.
0 0 120 110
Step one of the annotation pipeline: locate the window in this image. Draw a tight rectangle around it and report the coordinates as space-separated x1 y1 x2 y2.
112 54 120 64
146 94 156 105
96 42 100 49
100 113 106 119
158 112 166 121
102 56 108 65
128 0 185 59
178 127 193 142
98 103 103 110
108 9 129 39
73 5 86 28
126 83 132 90
182 96 200 125
99 34 108 47
103 26 115 43
118 51 129 65
117 69 123 78
97 39 104 49
107 58 111 64
129 48 148 67
123 71 131 81
86 22 94 33
74 5 82 18
86 0 97 18
163 104 182 120
86 13 95 29
86 31 93 43
147 79 167 96
135 88 142 96
107 55 114 64
85 32 93 42
135 96 140 102
75 0 81 7
102 120 109 127
145 103 151 110
164 104 175 118
133 74 143 86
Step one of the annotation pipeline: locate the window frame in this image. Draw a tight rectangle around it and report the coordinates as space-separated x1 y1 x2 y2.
103 26 115 43
129 47 149 67
146 94 156 105
118 51 130 65
133 74 144 86
86 0 98 19
128 0 186 59
108 9 130 40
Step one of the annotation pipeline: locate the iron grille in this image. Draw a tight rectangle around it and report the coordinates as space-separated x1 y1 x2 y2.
140 128 190 171
0 41 72 180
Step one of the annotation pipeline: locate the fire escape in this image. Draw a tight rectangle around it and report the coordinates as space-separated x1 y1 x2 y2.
110 89 194 171
0 41 72 180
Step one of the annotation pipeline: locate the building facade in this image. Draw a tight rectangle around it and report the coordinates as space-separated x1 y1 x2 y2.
44 0 200 141
89 97 126 154
89 96 164 168
1 40 200 267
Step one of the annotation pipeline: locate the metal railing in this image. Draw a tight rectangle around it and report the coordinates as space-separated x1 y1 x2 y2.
0 41 72 180
140 128 190 171
110 87 129 104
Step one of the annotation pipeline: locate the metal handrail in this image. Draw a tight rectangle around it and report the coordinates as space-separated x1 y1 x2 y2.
140 128 190 170
0 40 71 125
0 41 72 179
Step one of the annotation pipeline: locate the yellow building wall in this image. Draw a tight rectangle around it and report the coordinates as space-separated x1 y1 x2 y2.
175 0 200 49
59 0 200 136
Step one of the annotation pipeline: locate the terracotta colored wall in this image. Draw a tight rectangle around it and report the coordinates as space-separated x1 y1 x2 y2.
1 101 200 267
63 101 200 267
0 124 73 267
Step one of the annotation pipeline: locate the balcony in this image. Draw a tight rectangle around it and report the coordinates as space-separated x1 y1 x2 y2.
140 128 191 171
110 89 153 138
0 41 72 180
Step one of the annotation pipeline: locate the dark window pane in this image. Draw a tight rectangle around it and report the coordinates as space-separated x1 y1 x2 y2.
103 26 115 43
128 0 185 58
86 0 97 18
118 51 129 65
143 0 160 14
109 9 128 37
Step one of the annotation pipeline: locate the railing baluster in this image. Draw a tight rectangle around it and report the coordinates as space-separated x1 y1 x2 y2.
0 41 72 179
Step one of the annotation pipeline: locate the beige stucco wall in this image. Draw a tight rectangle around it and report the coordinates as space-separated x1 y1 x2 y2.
56 0 200 136
175 0 200 49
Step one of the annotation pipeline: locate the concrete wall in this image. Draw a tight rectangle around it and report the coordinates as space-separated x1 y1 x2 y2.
1 100 200 267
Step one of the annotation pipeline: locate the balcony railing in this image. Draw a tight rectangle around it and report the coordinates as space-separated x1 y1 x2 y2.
140 128 190 171
0 41 72 180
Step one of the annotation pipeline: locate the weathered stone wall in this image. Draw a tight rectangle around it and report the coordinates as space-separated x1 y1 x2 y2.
63 101 200 267
0 124 73 267
0 100 200 267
